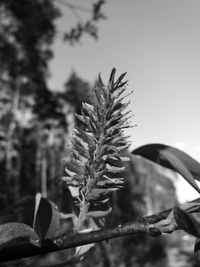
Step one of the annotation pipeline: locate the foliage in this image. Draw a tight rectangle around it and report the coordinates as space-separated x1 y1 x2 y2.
0 0 106 205
0 0 105 83
63 0 106 45
63 72 93 115
0 0 60 205
0 0 59 89
1 66 200 267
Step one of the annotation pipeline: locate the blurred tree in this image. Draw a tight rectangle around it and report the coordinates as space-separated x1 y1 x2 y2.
0 0 105 205
0 0 60 204
0 2 180 266
63 72 93 114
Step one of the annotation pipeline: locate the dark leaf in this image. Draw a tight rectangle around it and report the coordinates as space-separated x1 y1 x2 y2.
94 87 104 106
65 161 86 176
97 73 104 87
174 207 200 237
114 81 129 91
0 222 40 250
72 140 90 160
74 128 95 150
33 194 60 240
112 86 127 100
44 200 60 239
82 107 99 131
73 135 88 150
108 68 116 89
114 72 127 87
100 85 109 101
87 188 117 201
132 143 200 193
194 238 200 253
75 114 87 124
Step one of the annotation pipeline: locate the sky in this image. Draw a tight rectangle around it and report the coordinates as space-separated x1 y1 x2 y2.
48 0 200 202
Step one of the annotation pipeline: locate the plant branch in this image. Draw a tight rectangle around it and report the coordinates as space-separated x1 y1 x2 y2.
2 198 200 263
0 207 175 263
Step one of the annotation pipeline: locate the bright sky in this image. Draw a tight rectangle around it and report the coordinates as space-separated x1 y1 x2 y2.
48 0 200 202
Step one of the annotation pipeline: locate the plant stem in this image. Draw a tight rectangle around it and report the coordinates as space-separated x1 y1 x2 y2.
74 200 90 232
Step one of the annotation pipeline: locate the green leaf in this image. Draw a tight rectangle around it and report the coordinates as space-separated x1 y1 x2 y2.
132 143 200 193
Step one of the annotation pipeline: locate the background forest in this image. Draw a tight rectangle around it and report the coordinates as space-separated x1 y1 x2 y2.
0 1 198 266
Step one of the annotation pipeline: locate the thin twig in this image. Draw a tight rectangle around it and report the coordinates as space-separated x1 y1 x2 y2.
53 0 92 13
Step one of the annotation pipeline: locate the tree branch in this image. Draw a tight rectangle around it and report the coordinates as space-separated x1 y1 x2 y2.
0 208 173 263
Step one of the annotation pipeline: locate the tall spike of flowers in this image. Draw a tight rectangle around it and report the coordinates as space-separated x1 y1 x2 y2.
62 68 133 232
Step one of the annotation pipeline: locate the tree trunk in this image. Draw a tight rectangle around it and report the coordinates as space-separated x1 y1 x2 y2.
41 149 47 198
5 80 20 201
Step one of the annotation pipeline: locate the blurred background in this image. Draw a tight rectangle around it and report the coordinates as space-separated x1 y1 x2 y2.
0 0 200 266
